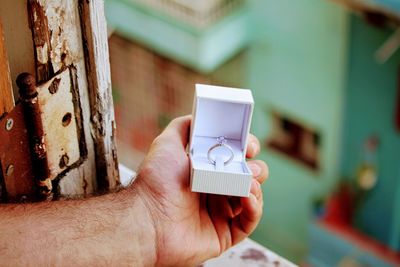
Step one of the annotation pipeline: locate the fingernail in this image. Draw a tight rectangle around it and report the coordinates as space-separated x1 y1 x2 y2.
249 163 261 177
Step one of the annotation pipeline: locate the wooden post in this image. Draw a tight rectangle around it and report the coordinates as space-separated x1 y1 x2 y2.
26 0 119 196
79 0 120 191
27 0 54 83
0 21 14 115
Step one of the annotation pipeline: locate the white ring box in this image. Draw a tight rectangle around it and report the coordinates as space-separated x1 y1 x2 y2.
189 84 254 197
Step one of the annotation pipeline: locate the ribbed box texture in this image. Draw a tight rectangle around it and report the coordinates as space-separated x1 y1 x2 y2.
191 169 251 197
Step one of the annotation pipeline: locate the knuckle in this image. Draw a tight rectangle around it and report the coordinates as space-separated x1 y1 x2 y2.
169 116 186 127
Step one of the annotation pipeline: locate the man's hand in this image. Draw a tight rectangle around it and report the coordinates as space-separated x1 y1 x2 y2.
135 115 269 267
0 115 267 267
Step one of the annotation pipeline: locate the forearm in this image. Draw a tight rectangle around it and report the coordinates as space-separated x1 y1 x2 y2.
0 187 156 266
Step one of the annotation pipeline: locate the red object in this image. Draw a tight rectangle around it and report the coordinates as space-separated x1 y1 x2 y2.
322 183 354 225
318 220 400 266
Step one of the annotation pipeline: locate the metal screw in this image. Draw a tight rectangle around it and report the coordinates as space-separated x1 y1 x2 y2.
19 195 28 203
5 118 13 131
6 165 14 176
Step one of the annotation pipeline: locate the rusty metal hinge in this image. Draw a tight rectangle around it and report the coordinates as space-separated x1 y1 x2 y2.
0 104 35 202
0 67 84 202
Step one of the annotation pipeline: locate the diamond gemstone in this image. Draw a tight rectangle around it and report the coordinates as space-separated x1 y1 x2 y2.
217 136 227 144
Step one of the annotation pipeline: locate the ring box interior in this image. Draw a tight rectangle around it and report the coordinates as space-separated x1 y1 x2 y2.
189 84 254 197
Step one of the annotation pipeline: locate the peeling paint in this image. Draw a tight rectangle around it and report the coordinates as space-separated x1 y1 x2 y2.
33 9 38 22
36 43 48 64
79 0 120 191
43 0 83 72
26 0 118 198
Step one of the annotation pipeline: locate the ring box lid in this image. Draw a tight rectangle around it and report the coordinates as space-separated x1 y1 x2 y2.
189 84 254 173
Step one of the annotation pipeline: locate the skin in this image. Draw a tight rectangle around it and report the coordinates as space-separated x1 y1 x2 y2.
0 116 268 266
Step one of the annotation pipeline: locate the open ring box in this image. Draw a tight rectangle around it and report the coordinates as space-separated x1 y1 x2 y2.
189 84 254 197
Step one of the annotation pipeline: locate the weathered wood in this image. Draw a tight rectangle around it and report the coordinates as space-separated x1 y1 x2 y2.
26 0 98 197
0 21 14 115
26 0 119 197
27 0 54 83
79 0 120 191
0 0 36 98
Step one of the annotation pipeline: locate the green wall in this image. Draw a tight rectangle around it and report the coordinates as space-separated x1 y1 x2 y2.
340 15 400 250
247 0 349 262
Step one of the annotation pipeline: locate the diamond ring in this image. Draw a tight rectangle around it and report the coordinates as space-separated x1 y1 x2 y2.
207 136 234 166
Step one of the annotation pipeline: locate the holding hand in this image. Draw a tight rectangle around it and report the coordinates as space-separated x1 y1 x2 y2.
136 115 269 267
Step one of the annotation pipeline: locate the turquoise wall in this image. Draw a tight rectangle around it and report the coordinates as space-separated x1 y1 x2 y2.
340 15 400 250
106 0 400 260
376 0 400 12
247 0 349 262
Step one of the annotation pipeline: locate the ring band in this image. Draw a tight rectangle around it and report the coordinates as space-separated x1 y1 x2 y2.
207 136 234 166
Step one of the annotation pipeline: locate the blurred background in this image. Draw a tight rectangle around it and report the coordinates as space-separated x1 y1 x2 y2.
105 0 400 265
